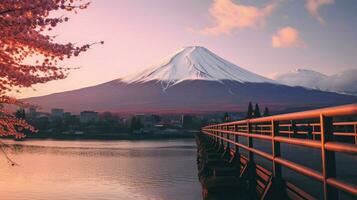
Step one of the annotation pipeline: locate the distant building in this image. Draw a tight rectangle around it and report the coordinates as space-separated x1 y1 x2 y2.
80 111 99 123
63 112 72 118
27 107 38 118
134 114 145 120
133 114 163 130
51 108 64 118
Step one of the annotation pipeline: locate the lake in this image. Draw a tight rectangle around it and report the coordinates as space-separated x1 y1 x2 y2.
0 139 202 200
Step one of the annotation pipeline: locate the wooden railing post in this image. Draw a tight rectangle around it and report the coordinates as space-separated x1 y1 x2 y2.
220 126 224 151
216 126 219 144
272 120 282 178
226 125 230 149
267 120 286 199
213 127 216 144
354 123 357 145
247 122 254 162
246 121 256 197
215 126 219 148
218 126 221 145
320 115 338 200
234 125 239 153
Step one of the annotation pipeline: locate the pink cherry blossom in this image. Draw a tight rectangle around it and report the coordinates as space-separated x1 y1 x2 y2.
0 0 102 138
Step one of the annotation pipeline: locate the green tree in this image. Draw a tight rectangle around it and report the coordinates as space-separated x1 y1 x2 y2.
51 118 65 132
223 112 230 122
136 117 143 129
263 107 270 117
246 102 254 119
253 103 261 118
15 108 26 119
151 115 161 123
130 116 143 132
34 117 49 131
130 117 137 131
182 115 193 129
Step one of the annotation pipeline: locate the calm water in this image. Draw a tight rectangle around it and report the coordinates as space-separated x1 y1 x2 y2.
0 139 202 200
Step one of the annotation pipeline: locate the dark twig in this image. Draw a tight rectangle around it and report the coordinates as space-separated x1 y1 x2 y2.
0 140 19 166
0 9 15 15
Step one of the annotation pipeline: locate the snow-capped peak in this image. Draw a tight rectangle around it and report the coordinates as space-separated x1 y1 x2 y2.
122 46 274 89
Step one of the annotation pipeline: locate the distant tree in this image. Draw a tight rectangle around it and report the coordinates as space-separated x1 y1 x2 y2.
263 107 270 117
130 117 137 131
34 116 49 131
151 115 161 123
63 114 80 129
98 112 122 133
182 115 193 129
253 103 261 118
246 102 254 119
51 118 65 132
15 108 26 119
223 112 230 122
130 116 143 132
136 117 143 129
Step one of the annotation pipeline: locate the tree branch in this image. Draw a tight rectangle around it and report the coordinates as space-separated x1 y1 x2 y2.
0 9 15 15
0 140 19 166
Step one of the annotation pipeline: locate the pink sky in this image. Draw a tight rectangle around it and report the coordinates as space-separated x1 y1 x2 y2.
17 0 357 98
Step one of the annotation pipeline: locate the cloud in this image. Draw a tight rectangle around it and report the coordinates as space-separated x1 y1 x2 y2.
197 0 277 36
305 0 335 24
272 27 306 48
273 68 357 96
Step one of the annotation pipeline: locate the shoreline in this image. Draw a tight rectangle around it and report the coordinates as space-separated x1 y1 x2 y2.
8 131 198 141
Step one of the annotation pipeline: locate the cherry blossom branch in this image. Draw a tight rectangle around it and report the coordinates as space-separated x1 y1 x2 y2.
0 0 101 141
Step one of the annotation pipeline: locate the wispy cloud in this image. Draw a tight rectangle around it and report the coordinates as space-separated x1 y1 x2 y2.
272 26 306 48
305 0 335 24
195 0 277 36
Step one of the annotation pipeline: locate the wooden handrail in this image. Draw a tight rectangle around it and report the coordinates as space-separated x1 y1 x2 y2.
205 104 357 128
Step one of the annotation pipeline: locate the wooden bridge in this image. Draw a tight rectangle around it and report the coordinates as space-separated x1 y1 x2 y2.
198 104 357 200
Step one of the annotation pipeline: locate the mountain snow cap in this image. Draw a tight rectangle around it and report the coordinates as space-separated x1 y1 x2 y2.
122 46 274 89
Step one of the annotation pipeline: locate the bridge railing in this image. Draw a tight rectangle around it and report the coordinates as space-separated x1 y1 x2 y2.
201 104 357 200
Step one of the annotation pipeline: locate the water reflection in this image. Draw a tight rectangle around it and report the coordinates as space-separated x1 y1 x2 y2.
0 139 201 200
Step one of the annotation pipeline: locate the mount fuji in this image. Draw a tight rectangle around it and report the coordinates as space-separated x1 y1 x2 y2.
123 46 274 89
24 46 357 113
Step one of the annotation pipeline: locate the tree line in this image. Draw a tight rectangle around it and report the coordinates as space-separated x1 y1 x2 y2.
223 102 271 122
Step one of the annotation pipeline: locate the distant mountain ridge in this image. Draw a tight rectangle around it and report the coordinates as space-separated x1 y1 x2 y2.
24 47 357 113
274 68 357 96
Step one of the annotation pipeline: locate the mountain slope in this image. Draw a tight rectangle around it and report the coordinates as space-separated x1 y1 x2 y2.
24 47 357 113
274 68 357 96
25 80 357 113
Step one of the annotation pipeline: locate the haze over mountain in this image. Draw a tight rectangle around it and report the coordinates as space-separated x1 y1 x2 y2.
274 69 357 96
24 46 357 113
